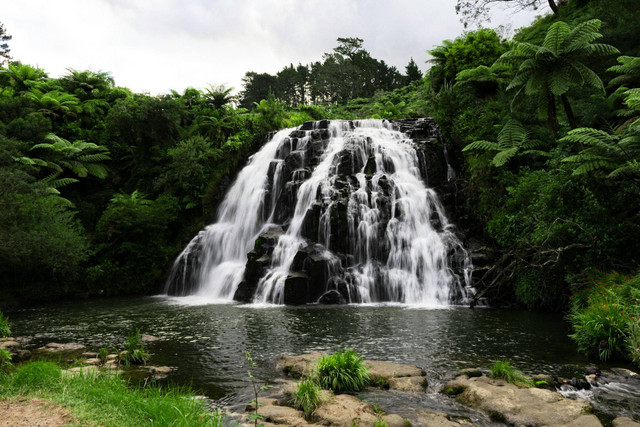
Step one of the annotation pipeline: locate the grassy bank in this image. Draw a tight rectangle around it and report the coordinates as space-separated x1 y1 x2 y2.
0 361 223 426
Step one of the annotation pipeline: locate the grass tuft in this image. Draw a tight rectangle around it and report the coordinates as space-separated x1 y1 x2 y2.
291 377 323 419
315 349 370 392
489 360 533 387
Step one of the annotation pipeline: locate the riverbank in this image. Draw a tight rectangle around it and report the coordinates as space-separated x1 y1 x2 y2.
240 352 640 427
0 361 223 426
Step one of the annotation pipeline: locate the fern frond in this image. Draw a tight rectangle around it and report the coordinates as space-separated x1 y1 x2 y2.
462 140 500 152
543 21 571 56
493 147 518 167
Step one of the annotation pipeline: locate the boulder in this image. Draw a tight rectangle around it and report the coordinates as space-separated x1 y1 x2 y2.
313 394 379 426
277 353 323 378
456 368 483 378
443 375 596 426
317 290 347 305
415 410 471 427
613 417 640 427
255 404 308 426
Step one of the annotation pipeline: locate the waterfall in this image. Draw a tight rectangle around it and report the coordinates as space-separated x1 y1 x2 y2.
165 119 473 305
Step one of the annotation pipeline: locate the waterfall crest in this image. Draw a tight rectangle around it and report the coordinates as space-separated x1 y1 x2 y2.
165 119 473 305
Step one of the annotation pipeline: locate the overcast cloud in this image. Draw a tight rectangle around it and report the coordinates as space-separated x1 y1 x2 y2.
2 0 547 95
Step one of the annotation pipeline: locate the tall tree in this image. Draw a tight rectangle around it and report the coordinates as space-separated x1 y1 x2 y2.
496 19 619 131
455 0 566 27
404 58 423 85
0 22 11 66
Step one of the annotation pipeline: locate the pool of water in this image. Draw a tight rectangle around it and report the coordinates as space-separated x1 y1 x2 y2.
7 296 638 422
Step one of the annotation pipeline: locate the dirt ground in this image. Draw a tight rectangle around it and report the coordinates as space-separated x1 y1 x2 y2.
0 398 75 427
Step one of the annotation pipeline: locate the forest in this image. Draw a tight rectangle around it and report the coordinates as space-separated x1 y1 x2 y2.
1 0 639 366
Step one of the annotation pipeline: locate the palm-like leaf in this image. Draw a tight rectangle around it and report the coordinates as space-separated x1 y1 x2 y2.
29 133 111 179
561 119 640 180
463 119 545 167
497 19 618 128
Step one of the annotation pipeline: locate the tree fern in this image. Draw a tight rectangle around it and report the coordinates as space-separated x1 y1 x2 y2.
463 119 545 167
496 19 618 130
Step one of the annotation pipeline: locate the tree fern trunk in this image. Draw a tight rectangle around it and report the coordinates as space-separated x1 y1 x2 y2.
548 0 559 14
547 93 559 135
561 94 578 129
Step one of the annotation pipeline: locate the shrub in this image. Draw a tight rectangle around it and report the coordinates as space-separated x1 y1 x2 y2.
568 272 640 361
315 350 370 392
0 311 12 372
489 360 533 387
628 318 640 367
291 378 323 419
119 329 149 366
0 311 10 338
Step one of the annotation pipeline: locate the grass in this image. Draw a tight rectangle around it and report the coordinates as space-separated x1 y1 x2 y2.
0 361 223 426
489 360 534 387
118 328 150 366
291 377 323 419
315 349 370 392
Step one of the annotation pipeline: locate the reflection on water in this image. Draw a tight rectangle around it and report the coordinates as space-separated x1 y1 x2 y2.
10 296 637 421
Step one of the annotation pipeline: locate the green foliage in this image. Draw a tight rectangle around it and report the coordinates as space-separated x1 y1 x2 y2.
0 311 10 338
93 191 179 294
561 118 640 181
0 361 223 426
119 329 149 366
98 347 109 364
374 417 388 427
428 29 508 92
628 318 640 366
315 349 370 392
489 360 534 387
463 119 548 167
497 19 619 130
292 378 323 419
568 272 640 362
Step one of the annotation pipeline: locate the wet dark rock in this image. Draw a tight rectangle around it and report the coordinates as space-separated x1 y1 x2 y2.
283 272 313 305
317 290 346 305
585 366 601 376
234 228 282 302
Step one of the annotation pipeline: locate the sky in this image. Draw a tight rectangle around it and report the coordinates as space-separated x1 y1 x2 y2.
2 0 548 95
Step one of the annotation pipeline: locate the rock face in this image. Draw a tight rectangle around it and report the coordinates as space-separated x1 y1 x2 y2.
167 118 472 306
444 374 597 426
231 118 466 305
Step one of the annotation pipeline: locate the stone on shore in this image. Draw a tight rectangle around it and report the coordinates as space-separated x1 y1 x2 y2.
277 353 428 391
444 375 597 426
38 342 84 353
613 417 640 427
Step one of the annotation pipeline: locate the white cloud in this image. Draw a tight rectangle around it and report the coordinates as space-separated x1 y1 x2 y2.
2 0 546 95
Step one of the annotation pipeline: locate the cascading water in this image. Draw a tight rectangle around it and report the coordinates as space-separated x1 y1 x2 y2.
165 119 473 305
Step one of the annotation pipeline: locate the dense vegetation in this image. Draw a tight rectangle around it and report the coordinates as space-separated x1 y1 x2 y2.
1 0 639 364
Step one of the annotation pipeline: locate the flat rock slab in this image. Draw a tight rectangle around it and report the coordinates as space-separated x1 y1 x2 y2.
257 404 309 426
445 375 597 426
313 394 398 426
277 353 427 390
365 360 425 380
277 352 323 378
416 410 475 426
613 417 640 427
37 342 84 353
